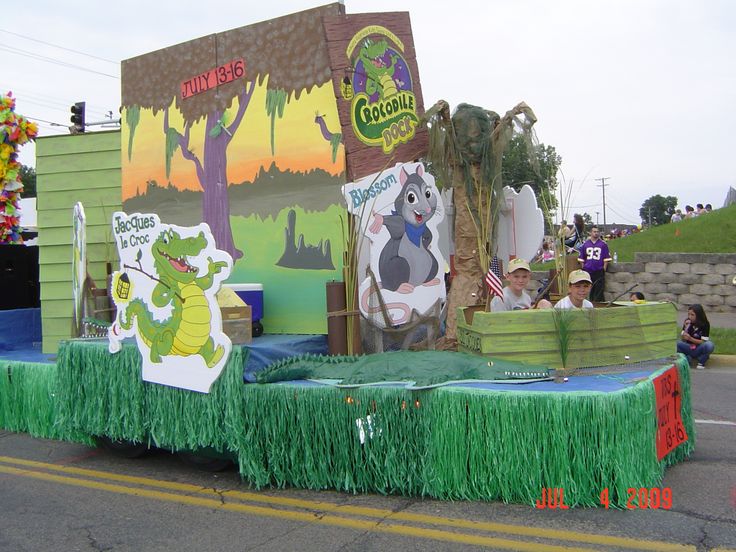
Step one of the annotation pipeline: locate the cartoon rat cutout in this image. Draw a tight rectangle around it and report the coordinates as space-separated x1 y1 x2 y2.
368 165 441 293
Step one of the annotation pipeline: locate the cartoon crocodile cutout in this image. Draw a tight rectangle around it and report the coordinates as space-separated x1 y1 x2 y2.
357 38 400 100
119 228 227 367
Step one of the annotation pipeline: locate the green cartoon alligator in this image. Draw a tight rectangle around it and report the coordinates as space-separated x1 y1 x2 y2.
120 228 227 367
357 38 400 100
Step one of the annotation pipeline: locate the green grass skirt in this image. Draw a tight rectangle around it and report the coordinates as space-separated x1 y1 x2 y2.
1 340 694 507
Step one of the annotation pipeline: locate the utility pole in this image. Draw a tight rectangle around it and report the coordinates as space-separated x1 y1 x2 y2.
595 177 610 231
596 211 600 225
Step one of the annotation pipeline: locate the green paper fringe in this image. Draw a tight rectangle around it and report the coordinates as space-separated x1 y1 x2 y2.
3 341 694 507
232 354 693 506
0 360 92 445
54 340 247 454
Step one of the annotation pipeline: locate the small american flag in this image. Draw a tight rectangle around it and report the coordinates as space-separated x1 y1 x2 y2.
485 255 504 298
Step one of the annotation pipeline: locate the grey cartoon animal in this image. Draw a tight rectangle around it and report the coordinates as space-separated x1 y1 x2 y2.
368 165 440 293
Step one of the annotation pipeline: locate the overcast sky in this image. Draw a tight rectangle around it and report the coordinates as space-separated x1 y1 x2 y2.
4 0 734 224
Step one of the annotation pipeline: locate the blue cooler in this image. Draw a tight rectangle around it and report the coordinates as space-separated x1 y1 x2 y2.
224 283 264 336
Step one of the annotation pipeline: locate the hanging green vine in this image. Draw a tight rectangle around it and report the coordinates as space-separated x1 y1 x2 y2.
265 88 288 155
125 105 141 161
165 127 182 179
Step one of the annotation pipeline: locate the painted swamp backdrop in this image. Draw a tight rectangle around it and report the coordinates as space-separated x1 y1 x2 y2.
120 4 348 333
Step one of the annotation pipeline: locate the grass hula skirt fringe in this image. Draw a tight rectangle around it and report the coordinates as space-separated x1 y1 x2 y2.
54 340 247 455
0 359 92 444
230 356 692 507
19 340 694 507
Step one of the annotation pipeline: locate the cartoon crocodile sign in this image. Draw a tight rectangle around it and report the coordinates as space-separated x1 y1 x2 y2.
108 212 233 393
345 26 419 154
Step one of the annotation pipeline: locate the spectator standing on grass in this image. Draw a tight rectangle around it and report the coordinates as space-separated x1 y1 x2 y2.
685 205 696 218
671 209 683 223
677 304 715 369
705 203 713 213
577 225 611 303
696 203 706 215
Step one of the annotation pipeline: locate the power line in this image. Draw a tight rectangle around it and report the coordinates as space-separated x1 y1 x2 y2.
14 97 109 119
0 88 72 110
0 44 119 79
0 28 118 64
23 114 68 127
565 203 599 209
606 194 639 214
605 203 639 225
1 85 114 119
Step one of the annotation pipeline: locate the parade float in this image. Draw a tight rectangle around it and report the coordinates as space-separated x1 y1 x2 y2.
0 4 692 508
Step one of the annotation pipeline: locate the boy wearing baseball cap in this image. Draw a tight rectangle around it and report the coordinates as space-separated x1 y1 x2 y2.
554 270 594 309
491 258 552 311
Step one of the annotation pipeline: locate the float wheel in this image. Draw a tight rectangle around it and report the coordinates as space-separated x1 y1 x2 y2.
177 451 233 472
97 436 150 459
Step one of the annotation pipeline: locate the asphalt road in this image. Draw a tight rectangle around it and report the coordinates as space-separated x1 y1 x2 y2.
1 364 735 552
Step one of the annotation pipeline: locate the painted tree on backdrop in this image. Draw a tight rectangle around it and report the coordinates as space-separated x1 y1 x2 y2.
640 194 678 226
120 5 340 260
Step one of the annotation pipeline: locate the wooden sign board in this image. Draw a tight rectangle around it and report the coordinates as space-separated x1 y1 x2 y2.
323 12 429 181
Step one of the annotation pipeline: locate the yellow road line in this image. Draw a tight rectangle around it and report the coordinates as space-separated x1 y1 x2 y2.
0 455 694 552
0 464 597 552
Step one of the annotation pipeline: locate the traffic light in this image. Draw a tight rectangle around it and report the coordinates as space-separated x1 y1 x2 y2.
70 102 86 133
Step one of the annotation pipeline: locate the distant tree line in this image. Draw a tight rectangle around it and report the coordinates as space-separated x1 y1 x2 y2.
640 194 678 226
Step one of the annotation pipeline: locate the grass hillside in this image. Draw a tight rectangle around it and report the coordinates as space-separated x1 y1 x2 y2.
608 204 736 262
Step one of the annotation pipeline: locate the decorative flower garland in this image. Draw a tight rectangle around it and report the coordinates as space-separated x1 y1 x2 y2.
1 92 38 244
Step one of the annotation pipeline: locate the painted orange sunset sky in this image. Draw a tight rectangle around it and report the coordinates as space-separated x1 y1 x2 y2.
121 80 345 200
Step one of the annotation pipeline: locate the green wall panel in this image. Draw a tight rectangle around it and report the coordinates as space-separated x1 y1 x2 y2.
39 243 114 265
37 170 122 194
36 131 122 353
40 207 117 228
39 223 113 246
35 130 120 157
37 151 121 175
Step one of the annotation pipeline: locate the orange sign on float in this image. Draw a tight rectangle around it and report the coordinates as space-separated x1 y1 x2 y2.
180 59 246 99
653 366 688 460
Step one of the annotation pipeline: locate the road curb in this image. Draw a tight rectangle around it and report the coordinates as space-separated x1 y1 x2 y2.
702 355 736 369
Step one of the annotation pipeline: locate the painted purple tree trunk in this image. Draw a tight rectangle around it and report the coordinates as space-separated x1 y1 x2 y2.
166 81 255 261
201 114 239 258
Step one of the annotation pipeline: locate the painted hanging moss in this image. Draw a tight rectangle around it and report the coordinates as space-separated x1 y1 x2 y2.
120 4 344 261
0 92 37 244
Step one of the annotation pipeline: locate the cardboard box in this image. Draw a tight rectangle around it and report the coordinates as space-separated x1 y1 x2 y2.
223 283 264 321
220 305 252 344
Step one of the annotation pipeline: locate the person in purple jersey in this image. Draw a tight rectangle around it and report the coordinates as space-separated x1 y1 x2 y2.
577 225 612 302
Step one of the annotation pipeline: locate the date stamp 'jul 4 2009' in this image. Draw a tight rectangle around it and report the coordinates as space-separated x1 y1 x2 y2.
535 487 673 510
